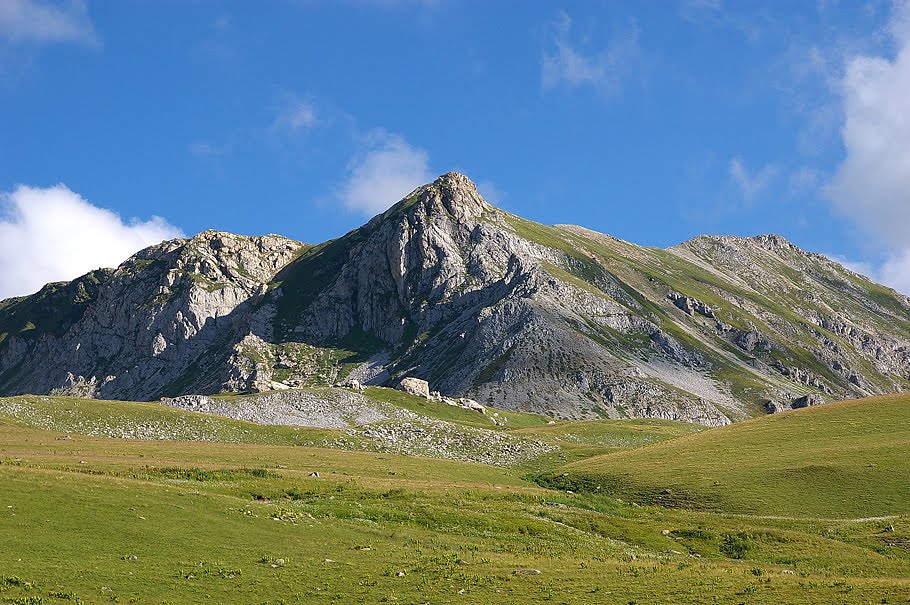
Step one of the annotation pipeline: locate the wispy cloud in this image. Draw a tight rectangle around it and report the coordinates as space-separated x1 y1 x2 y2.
678 0 764 43
541 12 641 96
276 98 319 132
0 0 97 46
824 1 910 294
193 13 238 64
474 179 503 206
188 93 320 160
786 166 821 198
338 130 432 215
0 184 182 299
188 141 231 157
728 156 778 202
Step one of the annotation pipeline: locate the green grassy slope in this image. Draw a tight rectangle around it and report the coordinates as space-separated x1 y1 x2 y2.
361 386 552 428
0 390 703 471
0 412 908 604
556 393 910 518
0 394 340 446
514 417 704 448
0 391 908 603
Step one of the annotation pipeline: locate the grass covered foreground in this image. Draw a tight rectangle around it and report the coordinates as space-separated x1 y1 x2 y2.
0 392 907 604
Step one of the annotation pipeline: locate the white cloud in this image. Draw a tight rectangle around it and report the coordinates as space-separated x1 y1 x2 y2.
0 184 183 299
0 0 97 45
339 131 433 215
827 250 910 296
273 97 319 133
728 156 778 202
541 12 641 95
824 1 910 295
880 249 910 295
825 253 876 279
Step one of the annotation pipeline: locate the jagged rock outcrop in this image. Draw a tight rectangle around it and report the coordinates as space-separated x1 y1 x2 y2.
0 231 301 400
2 172 909 426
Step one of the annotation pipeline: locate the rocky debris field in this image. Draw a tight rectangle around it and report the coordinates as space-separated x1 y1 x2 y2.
0 390 555 467
159 388 555 467
0 397 274 443
351 419 556 466
159 389 413 429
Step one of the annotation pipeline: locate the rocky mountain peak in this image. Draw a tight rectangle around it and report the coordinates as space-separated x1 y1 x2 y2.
748 234 800 253
432 171 491 218
3 173 910 427
380 172 493 226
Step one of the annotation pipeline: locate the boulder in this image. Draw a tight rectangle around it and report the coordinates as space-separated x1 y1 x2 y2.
791 393 824 409
764 400 784 414
338 377 364 392
458 398 486 414
398 377 430 399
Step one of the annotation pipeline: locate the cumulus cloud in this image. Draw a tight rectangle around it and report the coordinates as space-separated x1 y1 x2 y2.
825 1 910 294
0 0 97 45
338 131 433 215
0 184 183 299
541 12 641 95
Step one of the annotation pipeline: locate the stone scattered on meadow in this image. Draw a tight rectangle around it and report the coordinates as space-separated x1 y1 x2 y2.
398 377 430 399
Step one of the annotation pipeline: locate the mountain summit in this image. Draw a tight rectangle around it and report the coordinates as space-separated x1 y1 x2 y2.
1 173 908 425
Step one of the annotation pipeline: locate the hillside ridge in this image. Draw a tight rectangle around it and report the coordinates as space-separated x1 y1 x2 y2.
1 172 908 425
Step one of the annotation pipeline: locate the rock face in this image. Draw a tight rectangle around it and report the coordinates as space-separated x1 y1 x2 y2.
0 230 301 400
2 172 910 426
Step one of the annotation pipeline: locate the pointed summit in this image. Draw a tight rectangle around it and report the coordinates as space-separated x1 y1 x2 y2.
381 172 493 225
432 172 493 220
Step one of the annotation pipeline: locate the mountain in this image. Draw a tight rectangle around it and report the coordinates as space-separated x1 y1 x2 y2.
1 172 908 426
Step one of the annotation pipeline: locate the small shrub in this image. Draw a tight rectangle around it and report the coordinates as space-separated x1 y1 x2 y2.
217 568 242 579
721 533 752 559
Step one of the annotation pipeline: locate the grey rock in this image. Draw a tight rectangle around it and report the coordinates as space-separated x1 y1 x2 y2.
764 400 784 414
791 393 825 409
398 377 430 399
668 291 715 318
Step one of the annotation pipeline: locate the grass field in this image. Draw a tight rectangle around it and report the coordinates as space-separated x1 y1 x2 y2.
0 392 908 604
554 394 910 517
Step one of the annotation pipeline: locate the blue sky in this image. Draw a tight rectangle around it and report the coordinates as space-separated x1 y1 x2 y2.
1 0 909 298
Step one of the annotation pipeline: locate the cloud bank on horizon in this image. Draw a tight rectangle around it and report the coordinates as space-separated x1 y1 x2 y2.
0 185 182 299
